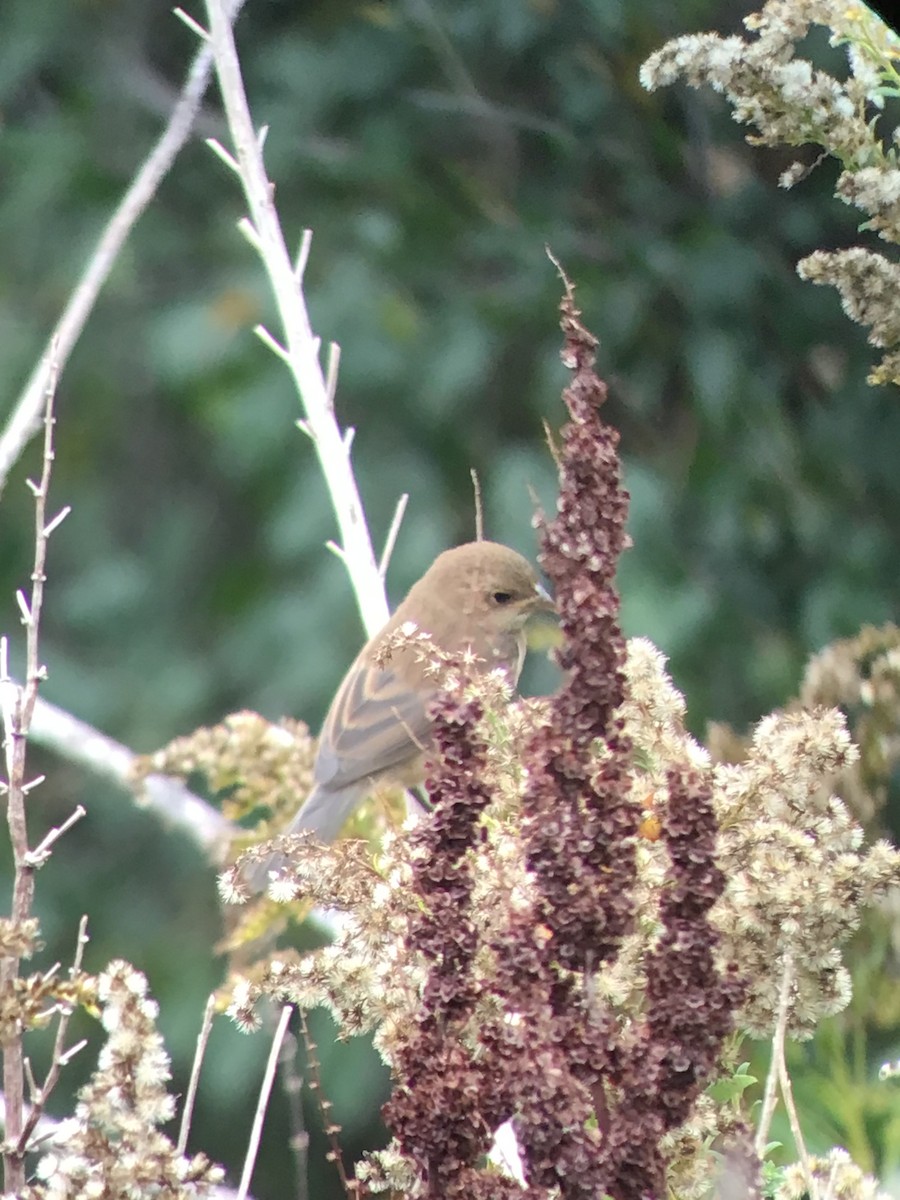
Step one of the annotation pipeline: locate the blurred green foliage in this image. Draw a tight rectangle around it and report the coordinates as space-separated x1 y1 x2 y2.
1 0 899 1195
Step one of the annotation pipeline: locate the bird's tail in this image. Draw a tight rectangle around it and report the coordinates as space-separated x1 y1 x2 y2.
242 782 367 893
287 781 368 843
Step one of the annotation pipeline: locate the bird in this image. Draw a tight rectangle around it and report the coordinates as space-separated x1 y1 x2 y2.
249 541 552 887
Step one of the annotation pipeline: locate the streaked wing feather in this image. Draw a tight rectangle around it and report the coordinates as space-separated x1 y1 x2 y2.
315 656 432 792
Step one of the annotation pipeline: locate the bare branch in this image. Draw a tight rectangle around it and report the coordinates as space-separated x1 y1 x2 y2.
201 0 389 637
0 0 246 494
0 362 60 1191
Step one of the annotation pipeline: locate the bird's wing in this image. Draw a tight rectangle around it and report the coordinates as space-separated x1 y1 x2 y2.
314 654 433 792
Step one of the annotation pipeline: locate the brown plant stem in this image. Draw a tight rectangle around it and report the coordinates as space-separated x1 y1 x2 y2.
1 360 62 1191
298 1008 361 1197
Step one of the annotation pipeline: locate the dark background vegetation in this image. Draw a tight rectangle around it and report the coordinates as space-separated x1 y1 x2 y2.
2 0 899 1195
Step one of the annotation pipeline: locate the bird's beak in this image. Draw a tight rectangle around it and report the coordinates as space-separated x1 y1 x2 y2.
533 581 555 613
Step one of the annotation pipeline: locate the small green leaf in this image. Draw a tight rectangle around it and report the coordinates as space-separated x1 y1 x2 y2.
706 1068 757 1104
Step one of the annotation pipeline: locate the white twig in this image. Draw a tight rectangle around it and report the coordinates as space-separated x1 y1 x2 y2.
293 229 313 284
237 1005 293 1200
379 493 409 579
56 1039 88 1069
253 324 289 362
208 137 241 174
201 0 389 637
178 994 217 1155
25 805 86 868
15 592 31 626
42 506 71 539
0 1 245 494
173 6 210 40
821 1154 841 1200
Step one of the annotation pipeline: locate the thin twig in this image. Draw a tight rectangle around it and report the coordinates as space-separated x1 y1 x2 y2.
0 361 60 1191
201 0 389 638
25 804 86 868
0 0 246 495
237 1004 293 1200
378 493 409 579
17 917 90 1154
294 229 313 284
470 467 484 542
178 994 217 1156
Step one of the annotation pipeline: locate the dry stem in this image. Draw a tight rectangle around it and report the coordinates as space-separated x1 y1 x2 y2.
237 1004 293 1200
298 1008 358 1197
0 361 63 1190
178 993 217 1156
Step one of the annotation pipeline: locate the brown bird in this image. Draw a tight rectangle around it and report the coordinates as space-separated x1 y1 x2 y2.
252 541 551 883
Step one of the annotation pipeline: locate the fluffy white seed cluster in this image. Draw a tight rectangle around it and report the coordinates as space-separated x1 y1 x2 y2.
618 640 900 1037
640 0 900 384
778 1147 891 1200
714 709 900 1036
640 1 872 158
34 960 223 1199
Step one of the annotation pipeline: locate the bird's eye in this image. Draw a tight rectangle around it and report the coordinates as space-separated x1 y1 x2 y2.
492 591 514 605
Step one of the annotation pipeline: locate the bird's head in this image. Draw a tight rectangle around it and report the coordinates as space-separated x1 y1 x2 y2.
415 541 554 641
